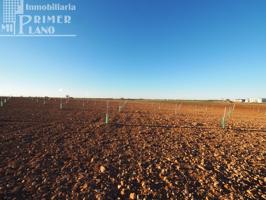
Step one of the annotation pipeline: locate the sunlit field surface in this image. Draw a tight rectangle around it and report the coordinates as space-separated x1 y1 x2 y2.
0 97 265 199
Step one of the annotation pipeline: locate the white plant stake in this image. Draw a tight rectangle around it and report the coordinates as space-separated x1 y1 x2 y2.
119 100 127 112
221 107 227 129
0 99 3 107
60 98 63 110
232 104 236 112
105 101 109 124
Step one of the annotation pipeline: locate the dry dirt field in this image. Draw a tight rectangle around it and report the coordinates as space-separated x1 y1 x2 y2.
0 97 265 199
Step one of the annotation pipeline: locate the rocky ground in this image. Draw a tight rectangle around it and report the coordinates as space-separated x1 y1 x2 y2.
0 98 265 199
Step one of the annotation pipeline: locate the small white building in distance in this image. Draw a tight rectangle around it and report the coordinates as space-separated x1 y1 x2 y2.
232 99 245 103
245 98 266 103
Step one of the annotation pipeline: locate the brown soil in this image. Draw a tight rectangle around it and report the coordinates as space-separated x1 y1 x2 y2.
0 97 265 199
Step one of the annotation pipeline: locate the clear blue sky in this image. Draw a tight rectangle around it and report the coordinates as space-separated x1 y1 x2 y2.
1 0 265 99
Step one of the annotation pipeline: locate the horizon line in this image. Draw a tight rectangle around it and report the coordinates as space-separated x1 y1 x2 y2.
1 95 265 101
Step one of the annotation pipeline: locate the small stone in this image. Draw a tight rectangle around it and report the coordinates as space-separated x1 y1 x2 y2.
141 181 145 188
214 181 219 187
32 181 37 186
129 192 136 199
81 183 88 191
198 165 205 171
100 166 106 173
192 122 199 126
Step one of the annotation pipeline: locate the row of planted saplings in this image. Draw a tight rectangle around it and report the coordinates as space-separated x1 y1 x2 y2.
104 101 216 124
35 97 109 111
104 101 183 124
105 100 237 129
105 100 129 124
1 97 237 129
33 97 66 110
104 101 209 125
